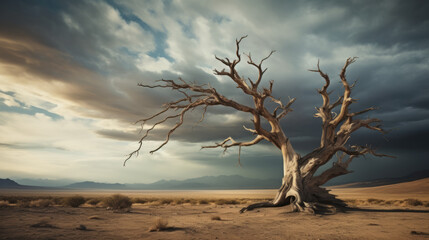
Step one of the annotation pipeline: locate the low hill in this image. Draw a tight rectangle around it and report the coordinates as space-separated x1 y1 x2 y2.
65 181 126 189
65 175 280 190
0 178 21 188
330 169 429 188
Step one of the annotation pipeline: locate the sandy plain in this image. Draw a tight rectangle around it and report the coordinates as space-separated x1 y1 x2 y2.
0 178 428 240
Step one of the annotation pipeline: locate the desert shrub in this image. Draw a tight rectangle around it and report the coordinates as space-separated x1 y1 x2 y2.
63 195 86 207
148 217 169 232
133 198 148 204
0 200 9 208
173 198 184 205
215 199 227 205
51 197 63 205
86 198 102 206
160 199 173 205
198 199 209 205
17 200 31 208
404 198 423 206
96 201 107 208
30 199 52 208
345 199 358 206
104 194 132 210
215 199 240 205
366 198 384 204
6 197 18 204
211 215 221 221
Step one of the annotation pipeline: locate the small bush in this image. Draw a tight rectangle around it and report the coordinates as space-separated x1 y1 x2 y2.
104 194 132 210
86 198 102 206
214 199 239 205
52 197 64 205
7 197 18 204
173 198 184 205
64 196 86 208
211 215 221 221
404 198 423 206
133 198 148 204
17 200 31 208
0 200 9 208
198 199 209 205
160 199 173 205
30 199 52 208
366 198 384 204
148 217 169 232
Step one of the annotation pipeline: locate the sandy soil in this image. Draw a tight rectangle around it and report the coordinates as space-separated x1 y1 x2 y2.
329 178 429 201
0 203 428 240
1 179 428 239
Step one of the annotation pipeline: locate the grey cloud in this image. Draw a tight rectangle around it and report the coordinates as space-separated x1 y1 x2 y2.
1 0 428 181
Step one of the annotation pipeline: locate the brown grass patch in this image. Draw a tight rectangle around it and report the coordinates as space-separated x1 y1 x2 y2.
0 200 9 208
86 198 102 206
63 195 86 208
104 194 132 210
211 215 221 221
345 198 429 207
148 217 169 232
30 199 52 208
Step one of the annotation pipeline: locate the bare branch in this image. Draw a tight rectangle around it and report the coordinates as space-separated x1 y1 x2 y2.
244 50 275 89
330 57 358 126
243 125 257 134
347 107 376 117
201 135 264 151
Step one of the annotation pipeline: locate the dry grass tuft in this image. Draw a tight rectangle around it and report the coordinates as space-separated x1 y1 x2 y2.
0 200 9 208
63 195 86 208
148 217 169 232
104 194 132 210
30 199 52 208
403 198 423 206
345 198 429 207
17 200 31 208
211 215 221 221
86 198 102 206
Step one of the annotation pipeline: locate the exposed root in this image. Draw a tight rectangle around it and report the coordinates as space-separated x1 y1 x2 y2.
239 199 340 215
239 201 277 213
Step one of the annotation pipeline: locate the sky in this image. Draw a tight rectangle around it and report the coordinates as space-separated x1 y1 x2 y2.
0 0 428 185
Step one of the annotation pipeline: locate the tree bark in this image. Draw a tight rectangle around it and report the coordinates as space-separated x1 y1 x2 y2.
129 36 392 214
240 141 344 214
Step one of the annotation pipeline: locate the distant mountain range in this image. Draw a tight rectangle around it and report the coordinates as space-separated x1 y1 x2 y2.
1 170 428 190
64 175 280 190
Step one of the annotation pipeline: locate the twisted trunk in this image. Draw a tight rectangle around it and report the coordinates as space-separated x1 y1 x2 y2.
240 141 346 214
130 37 391 215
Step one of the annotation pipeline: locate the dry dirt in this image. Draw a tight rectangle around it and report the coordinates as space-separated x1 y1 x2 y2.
1 203 428 240
1 179 428 240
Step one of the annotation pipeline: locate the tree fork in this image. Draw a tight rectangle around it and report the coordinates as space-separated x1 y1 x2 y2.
128 36 391 214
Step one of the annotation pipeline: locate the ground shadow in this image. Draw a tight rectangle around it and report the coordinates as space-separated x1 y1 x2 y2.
150 227 188 232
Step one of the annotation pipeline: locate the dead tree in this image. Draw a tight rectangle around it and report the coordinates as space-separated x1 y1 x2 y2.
126 36 391 213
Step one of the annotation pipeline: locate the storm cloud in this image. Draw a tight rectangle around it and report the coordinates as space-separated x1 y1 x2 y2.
0 0 428 183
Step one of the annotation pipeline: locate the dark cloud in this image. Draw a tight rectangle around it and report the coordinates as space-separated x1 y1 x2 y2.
1 0 428 182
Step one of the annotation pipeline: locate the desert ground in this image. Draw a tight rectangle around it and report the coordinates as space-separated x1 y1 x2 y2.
0 178 428 240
